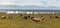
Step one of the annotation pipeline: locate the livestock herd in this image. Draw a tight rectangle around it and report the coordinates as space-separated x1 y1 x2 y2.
0 14 60 23
20 15 44 23
50 15 60 19
1 16 13 19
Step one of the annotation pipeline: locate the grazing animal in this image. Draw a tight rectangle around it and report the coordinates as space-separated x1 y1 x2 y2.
41 16 43 17
20 15 22 17
50 16 54 18
31 17 44 22
40 16 44 20
1 16 6 19
50 16 60 19
31 17 34 19
8 16 13 19
27 15 30 18
55 16 60 18
23 16 28 20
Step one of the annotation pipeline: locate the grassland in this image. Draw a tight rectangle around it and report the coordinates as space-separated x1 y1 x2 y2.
0 13 60 28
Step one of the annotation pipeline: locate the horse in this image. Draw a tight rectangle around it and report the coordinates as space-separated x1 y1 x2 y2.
31 17 44 23
27 15 30 18
1 16 6 19
40 16 44 20
50 16 55 18
50 16 60 19
20 15 22 17
8 16 13 19
55 16 59 18
22 16 28 20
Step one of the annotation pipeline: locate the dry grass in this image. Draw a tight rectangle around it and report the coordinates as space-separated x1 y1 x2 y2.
0 13 60 28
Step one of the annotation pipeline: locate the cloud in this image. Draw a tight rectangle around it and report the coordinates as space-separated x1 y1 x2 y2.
15 0 42 6
43 0 60 7
0 0 44 6
0 0 60 7
0 0 13 5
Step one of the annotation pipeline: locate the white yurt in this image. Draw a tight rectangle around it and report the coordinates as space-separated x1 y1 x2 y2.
6 11 15 14
26 12 33 14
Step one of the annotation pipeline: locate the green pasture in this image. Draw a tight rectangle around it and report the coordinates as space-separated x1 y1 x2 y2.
0 13 60 28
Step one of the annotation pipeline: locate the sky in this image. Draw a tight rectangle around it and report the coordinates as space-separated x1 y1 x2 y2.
0 0 60 7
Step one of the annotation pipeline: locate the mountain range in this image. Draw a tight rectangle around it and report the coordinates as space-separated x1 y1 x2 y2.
0 5 60 10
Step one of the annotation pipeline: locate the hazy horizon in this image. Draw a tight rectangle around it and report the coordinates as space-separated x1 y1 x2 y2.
0 5 59 10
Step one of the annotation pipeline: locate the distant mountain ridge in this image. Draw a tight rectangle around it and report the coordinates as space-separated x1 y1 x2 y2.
0 5 60 10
